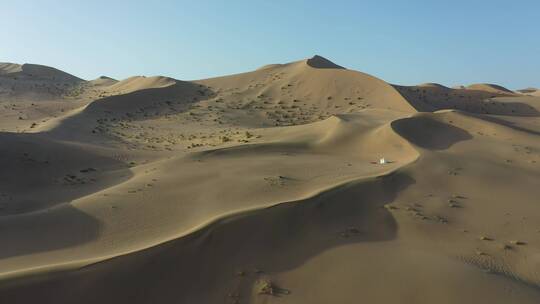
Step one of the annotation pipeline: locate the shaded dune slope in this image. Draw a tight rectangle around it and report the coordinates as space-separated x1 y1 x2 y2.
0 63 85 100
0 63 82 83
45 80 214 141
394 84 539 116
466 83 515 95
0 132 132 215
391 113 473 150
88 76 118 87
0 172 412 304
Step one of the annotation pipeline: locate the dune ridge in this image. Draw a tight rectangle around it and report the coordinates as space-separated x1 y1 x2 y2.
466 83 516 95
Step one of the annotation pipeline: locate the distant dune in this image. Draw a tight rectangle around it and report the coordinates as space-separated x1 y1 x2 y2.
105 75 178 94
89 76 118 87
393 81 537 115
0 63 87 106
418 82 450 89
0 62 24 74
0 62 82 83
517 87 540 96
466 83 516 95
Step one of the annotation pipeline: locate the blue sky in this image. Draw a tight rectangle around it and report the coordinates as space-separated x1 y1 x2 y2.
1 0 538 89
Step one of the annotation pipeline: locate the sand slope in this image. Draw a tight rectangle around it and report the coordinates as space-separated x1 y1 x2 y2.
198 55 416 119
466 83 516 95
104 76 177 94
0 63 83 100
0 57 540 303
394 83 538 116
518 87 540 97
88 76 118 87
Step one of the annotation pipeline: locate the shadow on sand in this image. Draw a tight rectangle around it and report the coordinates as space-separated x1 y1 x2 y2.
0 172 415 304
391 116 473 150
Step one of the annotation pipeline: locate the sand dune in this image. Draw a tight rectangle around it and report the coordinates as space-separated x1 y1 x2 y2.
394 83 538 115
0 56 539 303
89 76 118 87
0 63 24 74
0 63 114 132
0 63 83 101
306 54 346 69
198 55 416 117
418 82 450 89
466 83 516 95
104 75 178 94
0 63 82 83
517 87 540 97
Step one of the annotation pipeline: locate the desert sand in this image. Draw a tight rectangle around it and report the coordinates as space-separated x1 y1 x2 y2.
0 56 540 303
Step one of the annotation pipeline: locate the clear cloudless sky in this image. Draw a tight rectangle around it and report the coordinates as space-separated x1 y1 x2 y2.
1 0 538 89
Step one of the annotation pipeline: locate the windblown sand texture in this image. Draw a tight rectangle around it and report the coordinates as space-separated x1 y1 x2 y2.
1 56 540 303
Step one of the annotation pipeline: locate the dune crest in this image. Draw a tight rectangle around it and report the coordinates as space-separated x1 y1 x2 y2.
89 76 118 87
305 55 346 69
517 87 540 96
418 82 449 89
105 75 177 93
0 62 23 74
466 83 516 95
